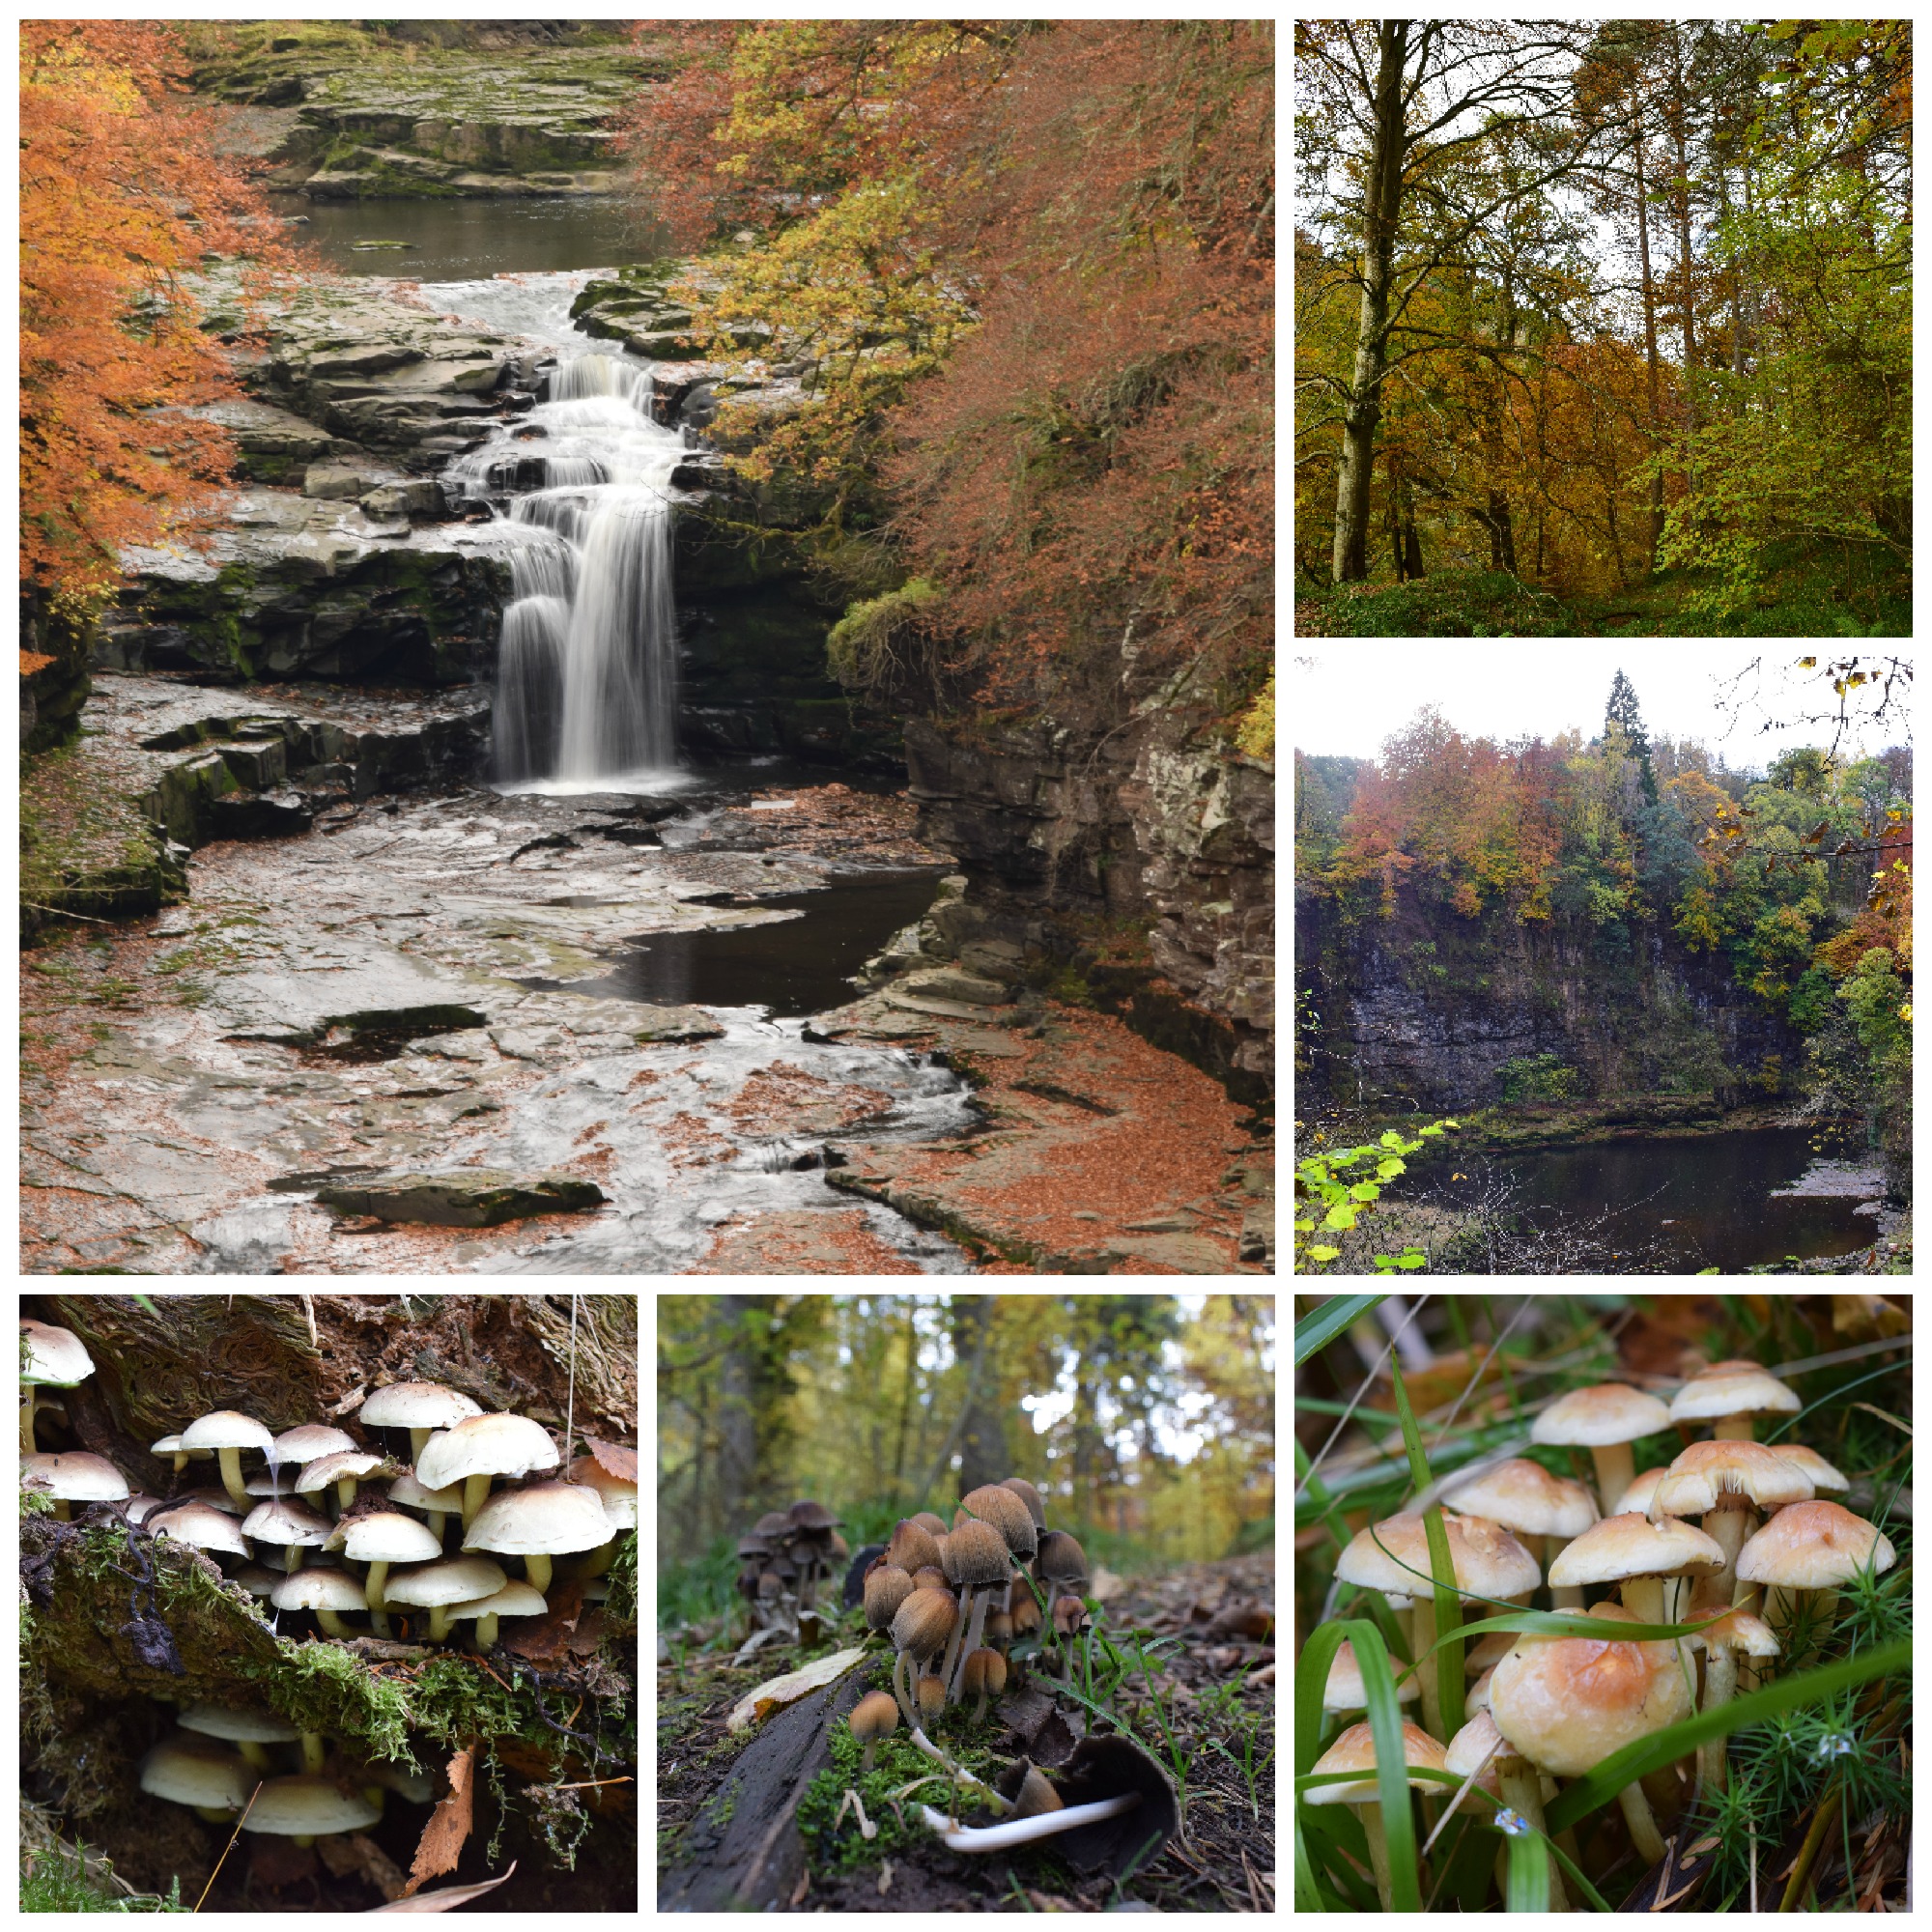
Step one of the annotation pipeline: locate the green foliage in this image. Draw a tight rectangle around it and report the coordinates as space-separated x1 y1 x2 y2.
21 1840 186 1913
824 575 945 696
1314 570 1566 638
1293 1121 1459 1269
1234 667 1274 761
1497 1053 1578 1103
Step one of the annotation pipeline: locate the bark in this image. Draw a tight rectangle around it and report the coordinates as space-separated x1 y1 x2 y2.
1330 21 1410 583
1631 90 1665 567
1666 28 1698 484
950 1297 1006 1497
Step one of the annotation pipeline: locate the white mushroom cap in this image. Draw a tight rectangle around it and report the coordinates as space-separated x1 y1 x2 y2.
140 1737 252 1811
1548 1513 1725 1590
179 1487 247 1517
147 1501 251 1557
1322 1638 1420 1715
237 1563 284 1599
240 1775 381 1836
360 1382 483 1435
180 1702 301 1745
1443 1459 1599 1539
464 1481 612 1559
125 1494 165 1525
1532 1383 1672 1448
386 1470 466 1518
1769 1444 1850 1496
443 1580 549 1625
273 1568 369 1615
20 1320 94 1387
297 1450 386 1493
1336 1511 1542 1603
415 1413 558 1492
272 1425 357 1464
569 1455 639 1531
21 1451 128 1504
242 1497 332 1551
1305 1719 1450 1804
151 1434 211 1463
361 1760 438 1804
1670 1363 1801 1428
327 1511 441 1565
383 1556 508 1609
181 1411 274 1455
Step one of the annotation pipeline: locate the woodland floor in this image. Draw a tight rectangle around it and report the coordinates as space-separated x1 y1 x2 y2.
658 1553 1275 1913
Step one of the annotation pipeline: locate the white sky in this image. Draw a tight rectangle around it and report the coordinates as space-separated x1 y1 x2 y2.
1291 645 1913 770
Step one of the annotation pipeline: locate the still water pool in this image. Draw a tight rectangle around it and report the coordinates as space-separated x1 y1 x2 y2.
1424 1126 1878 1271
285 194 668 277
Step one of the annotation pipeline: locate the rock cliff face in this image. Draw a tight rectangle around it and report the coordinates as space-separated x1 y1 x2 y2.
1297 895 1798 1109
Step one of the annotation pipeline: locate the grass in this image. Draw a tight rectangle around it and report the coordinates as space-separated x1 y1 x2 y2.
1293 1292 1912 1913
21 1836 186 1913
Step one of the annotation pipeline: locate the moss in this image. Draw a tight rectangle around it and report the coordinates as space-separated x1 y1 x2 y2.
20 1836 186 1913
605 1528 638 1626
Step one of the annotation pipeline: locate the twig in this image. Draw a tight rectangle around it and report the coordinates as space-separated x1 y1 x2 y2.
194 1781 262 1912
548 1776 634 1791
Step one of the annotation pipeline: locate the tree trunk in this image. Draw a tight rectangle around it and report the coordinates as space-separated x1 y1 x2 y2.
1400 469 1425 581
716 1294 787 1530
951 1296 1006 1497
1330 20 1409 583
1667 28 1697 482
1631 94 1664 567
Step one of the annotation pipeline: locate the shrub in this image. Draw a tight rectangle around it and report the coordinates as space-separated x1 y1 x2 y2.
1497 1052 1578 1103
1321 569 1567 638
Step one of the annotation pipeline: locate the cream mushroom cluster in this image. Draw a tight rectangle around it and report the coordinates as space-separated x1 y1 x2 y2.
1315 1354 1897 1899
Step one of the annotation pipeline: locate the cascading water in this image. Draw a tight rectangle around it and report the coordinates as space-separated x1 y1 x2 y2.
437 276 687 793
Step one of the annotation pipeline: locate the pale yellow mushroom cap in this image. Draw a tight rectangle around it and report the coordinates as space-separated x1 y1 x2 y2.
1444 1459 1599 1540
1489 1619 1693 1776
1736 1500 1896 1590
1651 1439 1813 1518
1305 1719 1449 1804
1669 1364 1801 1428
1548 1512 1724 1591
1532 1384 1671 1449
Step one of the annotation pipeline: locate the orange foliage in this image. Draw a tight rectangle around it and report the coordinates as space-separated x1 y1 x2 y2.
20 21 282 603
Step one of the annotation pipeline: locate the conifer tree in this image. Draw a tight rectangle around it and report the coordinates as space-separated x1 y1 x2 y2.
1605 668 1658 803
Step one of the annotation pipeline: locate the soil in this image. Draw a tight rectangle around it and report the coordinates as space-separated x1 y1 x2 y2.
657 1552 1274 1914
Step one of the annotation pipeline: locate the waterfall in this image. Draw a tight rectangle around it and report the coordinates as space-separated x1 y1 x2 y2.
446 341 685 792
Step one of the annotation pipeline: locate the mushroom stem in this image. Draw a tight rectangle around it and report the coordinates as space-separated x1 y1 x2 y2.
1359 1801 1397 1911
1616 1779 1666 1864
284 1547 304 1575
1410 1599 1444 1742
1702 1504 1753 1608
366 1561 391 1611
1622 1575 1665 1628
461 1471 492 1529
1714 1412 1754 1442
477 1613 500 1647
525 1552 554 1596
194 1805 231 1824
891 1650 917 1734
580 1540 615 1579
429 1604 454 1641
20 1388 38 1457
1697 1645 1740 1792
906 1726 1009 1813
317 1608 356 1640
238 1741 272 1773
411 1426 432 1463
920 1792 1139 1853
951 1588 992 1704
216 1446 249 1512
301 1733 325 1775
938 1590 971 1702
336 1477 358 1515
1545 1537 1583 1609
1589 1442 1637 1517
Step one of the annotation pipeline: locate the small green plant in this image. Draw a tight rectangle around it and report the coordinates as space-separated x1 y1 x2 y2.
1294 1121 1460 1270
1497 1053 1579 1103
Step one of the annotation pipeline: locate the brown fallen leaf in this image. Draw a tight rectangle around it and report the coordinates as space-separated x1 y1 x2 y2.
500 1583 602 1662
368 1863 517 1912
403 1747 474 1896
724 1647 867 1733
582 1436 638 1483
318 1832 410 1902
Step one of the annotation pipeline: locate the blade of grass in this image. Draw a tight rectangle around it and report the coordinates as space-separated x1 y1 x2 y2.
1295 1293 1389 1368
1504 1826 1549 1912
1389 1355 1462 1739
1545 1637 1910 1833
1293 1437 1355 1562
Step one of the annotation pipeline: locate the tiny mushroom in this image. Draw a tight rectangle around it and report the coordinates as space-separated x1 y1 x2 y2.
414 1412 558 1530
358 1381 483 1463
179 1410 274 1513
178 1702 303 1774
916 1671 947 1725
1443 1458 1599 1607
848 1688 900 1771
1445 1709 1568 1909
383 1556 508 1641
1670 1360 1801 1443
297 1450 388 1518
274 1564 370 1642
150 1435 210 1479
889 1584 958 1732
386 1469 465 1547
1009 1590 1042 1639
463 1479 611 1595
1688 1607 1780 1790
20 1319 95 1456
21 1450 128 1520
327 1509 442 1616
242 1496 333 1575
1304 1719 1450 1910
241 1774 381 1849
139 1736 254 1822
1531 1382 1672 1516
962 1646 1009 1723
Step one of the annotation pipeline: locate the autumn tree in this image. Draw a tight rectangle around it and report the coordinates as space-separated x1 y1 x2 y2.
20 22 278 612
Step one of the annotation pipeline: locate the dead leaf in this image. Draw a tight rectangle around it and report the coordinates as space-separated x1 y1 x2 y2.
403 1748 474 1896
318 1833 409 1902
1089 1567 1128 1603
368 1863 516 1912
724 1646 867 1733
583 1437 638 1483
501 1582 602 1662
329 1383 368 1418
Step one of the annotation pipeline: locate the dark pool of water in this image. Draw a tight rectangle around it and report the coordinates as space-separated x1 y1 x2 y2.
530 868 948 1018
284 195 668 277
1423 1127 1876 1271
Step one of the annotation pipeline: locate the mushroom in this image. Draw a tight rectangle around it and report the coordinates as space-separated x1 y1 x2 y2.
1010 1763 1063 1819
177 1487 247 1516
272 1424 357 1472
964 1484 1037 1567
178 1702 303 1775
180 1411 274 1513
1009 1590 1042 1640
19 1319 94 1456
297 1450 388 1518
916 1671 947 1725
124 1494 165 1526
1464 1665 1495 1713
1304 1719 1450 1910
786 1499 841 1613
383 1556 507 1641
1463 1629 1516 1677
139 1736 253 1822
911 1564 948 1594
242 1496 332 1575
150 1435 211 1480
147 1499 251 1562
566 1453 638 1577
358 1382 483 1464
848 1689 900 1771
1670 1360 1802 1443
21 1451 128 1520
274 1564 370 1642
1650 1438 1813 1608
385 1469 465 1548
1547 1511 1725 1627
962 1646 1008 1723
1335 1511 1541 1740
1608 1466 1668 1517
941 1519 1012 1703
1688 1607 1779 1791
887 1518 944 1577
863 1562 915 1637
1322 1637 1422 1720
327 1511 441 1616
1445 1708 1567 1907
984 1606 1014 1651
1000 1476 1048 1532
240 1774 381 1848
889 1584 957 1733
1531 1383 1672 1515
1488 1601 1693 1864
415 1412 558 1530
1734 1498 1896 1647
442 1579 548 1648
1763 1443 1849 1503
909 1511 950 1537
236 1563 284 1601
1444 1459 1599 1607
462 1479 611 1595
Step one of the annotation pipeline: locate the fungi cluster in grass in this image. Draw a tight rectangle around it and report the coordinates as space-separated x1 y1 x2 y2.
735 1499 850 1634
18 1325 638 1655
1312 1350 1901 1904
